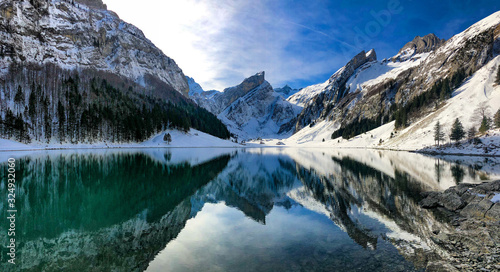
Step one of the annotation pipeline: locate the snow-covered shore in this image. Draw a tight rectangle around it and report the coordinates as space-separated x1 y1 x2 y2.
0 129 246 151
417 129 500 157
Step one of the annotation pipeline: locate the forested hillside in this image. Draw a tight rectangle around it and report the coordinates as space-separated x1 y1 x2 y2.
0 63 230 143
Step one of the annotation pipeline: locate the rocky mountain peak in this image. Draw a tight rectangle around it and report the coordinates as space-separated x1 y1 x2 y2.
329 49 377 84
237 71 265 93
365 49 377 62
398 33 445 55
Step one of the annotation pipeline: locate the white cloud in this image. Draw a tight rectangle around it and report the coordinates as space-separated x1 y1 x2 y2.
103 0 344 90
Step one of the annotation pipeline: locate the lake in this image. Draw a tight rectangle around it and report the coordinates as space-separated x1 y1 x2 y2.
0 148 498 271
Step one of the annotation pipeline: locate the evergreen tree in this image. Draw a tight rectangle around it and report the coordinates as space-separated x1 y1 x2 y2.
14 85 24 113
494 108 500 128
479 115 490 133
439 79 451 100
163 133 172 144
433 121 445 146
467 126 476 139
4 109 15 139
450 118 465 142
57 101 66 142
28 90 36 120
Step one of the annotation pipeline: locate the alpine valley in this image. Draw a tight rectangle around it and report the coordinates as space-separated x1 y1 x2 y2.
1 0 500 153
2 2 500 272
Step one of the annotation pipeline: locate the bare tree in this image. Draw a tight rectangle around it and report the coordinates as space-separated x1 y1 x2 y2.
470 102 491 127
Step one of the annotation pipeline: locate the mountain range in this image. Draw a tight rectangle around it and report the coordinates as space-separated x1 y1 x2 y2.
188 11 500 147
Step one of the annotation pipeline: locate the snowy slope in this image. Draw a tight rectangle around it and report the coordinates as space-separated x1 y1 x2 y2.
186 76 206 96
382 56 500 151
345 53 430 94
287 81 328 107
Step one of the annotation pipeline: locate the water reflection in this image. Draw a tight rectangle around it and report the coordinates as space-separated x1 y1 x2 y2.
0 148 497 271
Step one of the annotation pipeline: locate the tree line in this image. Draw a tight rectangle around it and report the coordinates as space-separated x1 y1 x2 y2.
0 63 230 144
331 68 468 140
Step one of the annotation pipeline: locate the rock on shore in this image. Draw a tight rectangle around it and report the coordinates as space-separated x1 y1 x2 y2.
420 180 500 271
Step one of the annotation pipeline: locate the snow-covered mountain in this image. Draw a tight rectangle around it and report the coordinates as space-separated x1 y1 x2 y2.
287 11 500 147
0 0 189 96
0 0 231 144
191 72 302 139
186 76 205 96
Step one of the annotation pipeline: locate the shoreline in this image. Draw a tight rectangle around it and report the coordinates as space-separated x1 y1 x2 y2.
1 144 500 158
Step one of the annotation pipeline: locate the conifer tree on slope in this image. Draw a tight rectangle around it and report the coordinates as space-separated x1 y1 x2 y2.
450 118 465 143
494 108 500 128
434 121 445 146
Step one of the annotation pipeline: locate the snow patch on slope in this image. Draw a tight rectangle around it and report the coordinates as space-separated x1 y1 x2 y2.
287 81 328 107
346 53 430 93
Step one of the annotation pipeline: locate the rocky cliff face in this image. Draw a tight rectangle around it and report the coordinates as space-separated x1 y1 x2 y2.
294 49 377 131
0 0 189 96
75 0 107 10
393 33 445 61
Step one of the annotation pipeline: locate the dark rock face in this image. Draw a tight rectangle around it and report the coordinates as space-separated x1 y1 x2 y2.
420 180 500 271
438 192 466 211
421 181 500 215
221 71 266 109
395 33 445 60
294 50 377 131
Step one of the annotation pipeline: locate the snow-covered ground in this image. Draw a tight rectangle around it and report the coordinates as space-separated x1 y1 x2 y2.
0 129 246 151
287 81 328 107
419 129 500 156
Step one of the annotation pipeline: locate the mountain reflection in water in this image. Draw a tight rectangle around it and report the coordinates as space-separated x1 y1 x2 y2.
0 148 497 272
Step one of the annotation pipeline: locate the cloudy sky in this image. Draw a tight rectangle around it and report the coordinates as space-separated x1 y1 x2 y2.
103 0 500 91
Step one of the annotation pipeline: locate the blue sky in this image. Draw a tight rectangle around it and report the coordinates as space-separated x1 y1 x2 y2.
103 0 500 91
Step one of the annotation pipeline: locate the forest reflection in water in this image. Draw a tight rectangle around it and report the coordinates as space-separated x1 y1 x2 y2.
0 148 497 272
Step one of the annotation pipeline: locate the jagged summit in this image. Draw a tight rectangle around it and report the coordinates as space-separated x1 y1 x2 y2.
365 49 377 61
398 34 445 54
393 33 445 62
232 71 266 95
